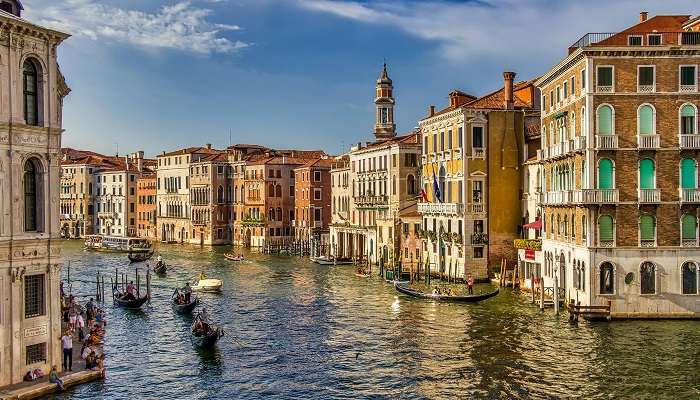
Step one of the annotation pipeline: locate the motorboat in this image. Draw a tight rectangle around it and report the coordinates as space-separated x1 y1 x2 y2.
224 253 244 261
192 278 223 292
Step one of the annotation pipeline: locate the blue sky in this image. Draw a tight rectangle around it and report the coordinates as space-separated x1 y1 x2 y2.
26 0 700 157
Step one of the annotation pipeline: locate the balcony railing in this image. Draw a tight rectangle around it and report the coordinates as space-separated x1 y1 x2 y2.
313 221 323 228
471 233 488 245
417 202 464 216
637 134 660 149
598 240 615 248
596 135 618 149
570 31 700 50
354 194 389 207
637 85 655 93
568 32 616 50
638 188 660 203
596 85 613 93
579 189 619 204
453 148 463 160
543 191 575 205
473 148 485 159
680 134 700 149
640 239 656 248
682 238 699 247
680 188 700 203
471 203 484 213
573 136 586 151
680 84 697 93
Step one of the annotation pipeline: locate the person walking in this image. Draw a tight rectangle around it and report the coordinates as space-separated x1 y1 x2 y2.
60 330 73 372
467 273 475 295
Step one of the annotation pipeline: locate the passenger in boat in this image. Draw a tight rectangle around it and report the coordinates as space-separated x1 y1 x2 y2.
183 282 192 303
467 274 474 295
199 272 207 281
122 281 136 301
156 254 163 264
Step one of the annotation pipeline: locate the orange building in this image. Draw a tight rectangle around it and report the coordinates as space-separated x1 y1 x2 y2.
294 158 333 245
136 174 157 239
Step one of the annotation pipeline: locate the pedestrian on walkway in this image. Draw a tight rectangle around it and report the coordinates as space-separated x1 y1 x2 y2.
60 330 73 371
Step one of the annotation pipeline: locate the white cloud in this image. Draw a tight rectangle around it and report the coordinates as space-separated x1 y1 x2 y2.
299 0 700 64
25 0 248 54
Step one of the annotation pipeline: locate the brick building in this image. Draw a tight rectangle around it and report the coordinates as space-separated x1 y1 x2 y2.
136 174 157 240
294 158 333 245
189 152 232 245
536 12 700 318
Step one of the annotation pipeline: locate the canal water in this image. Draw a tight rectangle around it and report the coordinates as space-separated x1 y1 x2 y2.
48 241 699 399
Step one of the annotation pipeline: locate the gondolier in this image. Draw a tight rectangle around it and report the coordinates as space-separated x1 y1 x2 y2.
184 282 192 303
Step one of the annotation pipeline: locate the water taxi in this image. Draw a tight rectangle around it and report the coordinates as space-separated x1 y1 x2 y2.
84 235 152 253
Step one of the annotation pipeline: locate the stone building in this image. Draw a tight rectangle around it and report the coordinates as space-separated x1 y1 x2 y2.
536 12 700 317
399 204 423 276
0 1 71 383
293 157 332 246
329 156 351 255
189 151 232 245
59 156 97 238
419 73 540 279
136 174 157 240
228 144 269 246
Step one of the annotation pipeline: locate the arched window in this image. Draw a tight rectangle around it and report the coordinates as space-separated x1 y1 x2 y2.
275 185 282 198
597 158 613 189
24 159 40 231
639 158 655 189
276 207 282 221
580 106 586 134
217 185 224 203
681 214 697 244
268 208 274 221
597 105 613 135
600 262 614 294
640 262 656 294
407 174 416 196
640 214 656 245
598 214 614 244
268 183 275 197
680 104 697 135
563 215 568 237
680 158 697 189
23 59 39 126
638 104 655 135
681 262 698 295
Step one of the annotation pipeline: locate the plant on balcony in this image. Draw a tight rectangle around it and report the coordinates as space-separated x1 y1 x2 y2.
513 238 542 250
452 232 463 244
427 230 437 242
440 232 452 243
416 229 426 239
472 232 488 244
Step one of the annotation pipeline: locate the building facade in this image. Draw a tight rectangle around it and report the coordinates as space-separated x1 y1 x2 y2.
536 13 700 317
59 160 96 238
0 1 71 383
294 158 332 245
189 152 232 245
136 174 157 240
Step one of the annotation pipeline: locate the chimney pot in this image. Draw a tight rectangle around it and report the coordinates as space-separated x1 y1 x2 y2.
206 143 212 149
503 71 516 110
429 105 435 117
640 11 648 22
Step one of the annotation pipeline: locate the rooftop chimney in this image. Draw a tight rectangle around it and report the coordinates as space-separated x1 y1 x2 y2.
429 105 435 117
206 143 212 149
640 11 648 23
503 71 516 110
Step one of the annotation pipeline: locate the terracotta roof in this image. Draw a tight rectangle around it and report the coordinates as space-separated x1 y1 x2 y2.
358 132 420 152
595 15 691 47
295 158 334 170
159 146 222 158
463 80 536 110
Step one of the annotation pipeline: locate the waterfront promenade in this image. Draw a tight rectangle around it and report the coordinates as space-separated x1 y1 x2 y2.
48 241 700 399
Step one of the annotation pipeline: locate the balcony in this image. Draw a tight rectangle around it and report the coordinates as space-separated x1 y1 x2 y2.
679 134 700 149
638 188 660 203
682 238 699 247
453 148 462 160
598 240 615 248
417 202 464 216
572 136 587 152
313 221 323 228
680 188 700 203
471 203 484 213
596 135 618 149
640 239 656 248
637 85 655 93
471 233 488 245
97 211 116 219
543 191 575 205
550 140 570 159
354 194 389 208
680 84 697 93
578 189 619 204
596 85 613 93
637 134 660 149
473 147 485 159
569 31 700 51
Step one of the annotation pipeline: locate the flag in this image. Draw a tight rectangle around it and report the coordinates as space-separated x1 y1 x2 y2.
431 164 442 203
420 188 429 202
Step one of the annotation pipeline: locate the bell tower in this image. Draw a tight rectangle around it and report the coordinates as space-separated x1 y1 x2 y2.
374 63 396 142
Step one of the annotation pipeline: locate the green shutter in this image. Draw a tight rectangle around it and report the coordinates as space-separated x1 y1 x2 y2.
638 105 654 135
681 104 696 117
598 106 612 135
599 215 613 241
640 215 655 241
598 159 613 189
681 158 697 189
682 214 697 240
639 159 655 189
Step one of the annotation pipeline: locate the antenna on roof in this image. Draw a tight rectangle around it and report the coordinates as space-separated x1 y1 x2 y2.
115 142 119 157
229 128 232 148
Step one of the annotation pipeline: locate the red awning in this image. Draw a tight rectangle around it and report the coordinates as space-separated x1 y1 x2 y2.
523 219 542 230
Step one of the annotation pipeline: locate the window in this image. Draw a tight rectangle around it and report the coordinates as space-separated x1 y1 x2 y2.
24 159 40 231
23 59 39 126
598 215 614 243
680 65 697 90
290 186 294 197
217 186 224 203
549 90 554 108
563 81 569 98
314 171 321 182
628 35 642 46
597 105 613 135
638 66 655 91
570 76 575 97
640 262 656 294
314 188 321 200
638 104 655 135
556 86 561 103
26 343 46 365
458 127 463 147
600 262 614 294
440 131 445 151
639 159 655 189
640 214 656 245
472 126 483 148
407 174 416 195
447 129 453 149
596 66 613 91
681 104 696 135
24 274 45 318
474 247 484 258
682 214 697 244
648 34 662 45
314 208 321 221
597 158 614 189
682 262 698 295
581 69 586 89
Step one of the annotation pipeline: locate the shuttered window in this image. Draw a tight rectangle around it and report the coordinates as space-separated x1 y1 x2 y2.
639 159 655 189
638 105 654 135
682 214 697 240
640 214 656 241
598 159 613 189
681 105 696 135
598 215 613 241
597 105 613 135
681 158 697 189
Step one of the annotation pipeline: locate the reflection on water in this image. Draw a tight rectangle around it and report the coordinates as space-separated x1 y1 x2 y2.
47 241 700 399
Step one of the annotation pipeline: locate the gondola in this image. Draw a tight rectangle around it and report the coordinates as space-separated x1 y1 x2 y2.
395 283 499 303
354 272 370 278
153 261 167 274
112 289 149 309
128 251 153 263
172 295 198 314
190 316 224 348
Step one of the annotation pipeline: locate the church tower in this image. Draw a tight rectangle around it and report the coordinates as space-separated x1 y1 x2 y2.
374 63 396 141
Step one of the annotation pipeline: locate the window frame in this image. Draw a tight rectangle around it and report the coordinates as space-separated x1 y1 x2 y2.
679 103 698 135
679 65 698 91
639 261 657 295
680 261 699 295
628 35 643 46
596 65 614 92
23 59 39 126
24 274 46 319
647 33 662 46
637 65 656 92
598 261 616 295
637 103 656 136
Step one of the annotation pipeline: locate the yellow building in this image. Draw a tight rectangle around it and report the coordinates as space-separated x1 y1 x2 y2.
419 72 540 279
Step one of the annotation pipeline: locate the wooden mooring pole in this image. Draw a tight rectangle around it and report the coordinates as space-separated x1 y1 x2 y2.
539 275 545 311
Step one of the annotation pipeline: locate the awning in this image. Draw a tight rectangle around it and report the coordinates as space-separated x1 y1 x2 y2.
523 219 542 230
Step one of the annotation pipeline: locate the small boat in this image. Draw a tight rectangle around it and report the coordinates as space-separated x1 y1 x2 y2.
172 295 198 314
385 279 410 285
224 253 244 261
192 278 223 292
311 255 331 264
128 252 153 263
153 261 167 274
395 284 499 303
354 272 370 278
190 314 223 348
112 289 149 309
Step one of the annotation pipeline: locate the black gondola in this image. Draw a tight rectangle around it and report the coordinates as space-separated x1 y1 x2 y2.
172 295 198 314
128 251 153 263
112 289 149 309
154 261 167 274
395 283 499 303
190 315 223 348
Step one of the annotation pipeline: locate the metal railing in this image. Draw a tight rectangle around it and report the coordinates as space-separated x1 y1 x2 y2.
569 32 616 49
570 31 700 49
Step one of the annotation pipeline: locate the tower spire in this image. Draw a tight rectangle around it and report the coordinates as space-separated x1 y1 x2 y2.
374 63 396 141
